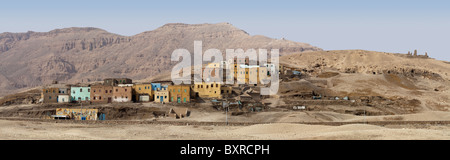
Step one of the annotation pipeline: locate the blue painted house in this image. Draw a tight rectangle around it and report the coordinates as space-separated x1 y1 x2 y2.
151 83 161 91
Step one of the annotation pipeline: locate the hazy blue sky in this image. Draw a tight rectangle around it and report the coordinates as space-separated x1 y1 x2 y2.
1 0 449 61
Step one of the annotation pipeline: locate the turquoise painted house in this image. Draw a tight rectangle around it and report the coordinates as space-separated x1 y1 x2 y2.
70 87 91 102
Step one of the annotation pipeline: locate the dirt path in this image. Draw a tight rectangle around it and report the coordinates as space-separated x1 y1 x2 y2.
1 120 449 140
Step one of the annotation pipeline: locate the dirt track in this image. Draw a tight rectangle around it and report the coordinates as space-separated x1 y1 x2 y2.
1 119 449 140
1 117 450 127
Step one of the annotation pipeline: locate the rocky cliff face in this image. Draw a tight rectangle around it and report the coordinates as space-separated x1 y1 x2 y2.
0 23 321 96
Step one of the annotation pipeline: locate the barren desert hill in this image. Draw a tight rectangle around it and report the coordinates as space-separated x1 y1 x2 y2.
279 50 450 111
0 23 321 96
280 50 450 81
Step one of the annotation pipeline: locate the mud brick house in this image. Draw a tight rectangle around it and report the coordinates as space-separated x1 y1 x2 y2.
113 86 132 102
41 84 71 103
167 107 189 119
103 78 132 86
70 86 91 102
133 83 153 102
168 85 190 103
90 84 114 103
220 86 233 98
42 88 59 103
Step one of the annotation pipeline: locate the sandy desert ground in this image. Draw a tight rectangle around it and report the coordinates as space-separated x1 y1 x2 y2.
1 119 449 140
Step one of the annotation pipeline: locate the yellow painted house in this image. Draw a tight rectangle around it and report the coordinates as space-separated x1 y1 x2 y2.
235 65 269 85
168 85 190 103
192 82 232 99
132 83 153 102
154 87 169 103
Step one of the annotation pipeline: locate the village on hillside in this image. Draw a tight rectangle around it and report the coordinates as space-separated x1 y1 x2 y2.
40 57 300 120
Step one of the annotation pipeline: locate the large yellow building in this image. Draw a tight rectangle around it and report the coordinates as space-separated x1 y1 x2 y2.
168 85 190 103
249 66 269 85
192 82 232 99
235 65 269 85
132 83 153 102
192 82 221 99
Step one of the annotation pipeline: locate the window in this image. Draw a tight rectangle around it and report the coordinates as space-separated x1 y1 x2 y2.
126 96 128 99
49 96 51 99
110 90 112 93
93 97 96 100
125 89 127 92
115 96 117 99
211 84 213 87
105 90 108 93
88 89 90 92
184 89 187 93
46 90 48 93
221 90 224 94
99 96 102 100
178 89 180 92
99 89 101 92
216 84 218 88
93 89 96 93
53 90 55 93
73 91 75 94
165 96 167 99
157 96 159 99
116 89 118 92
80 89 83 92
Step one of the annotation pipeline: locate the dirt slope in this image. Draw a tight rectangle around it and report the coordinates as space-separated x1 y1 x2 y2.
280 50 450 111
